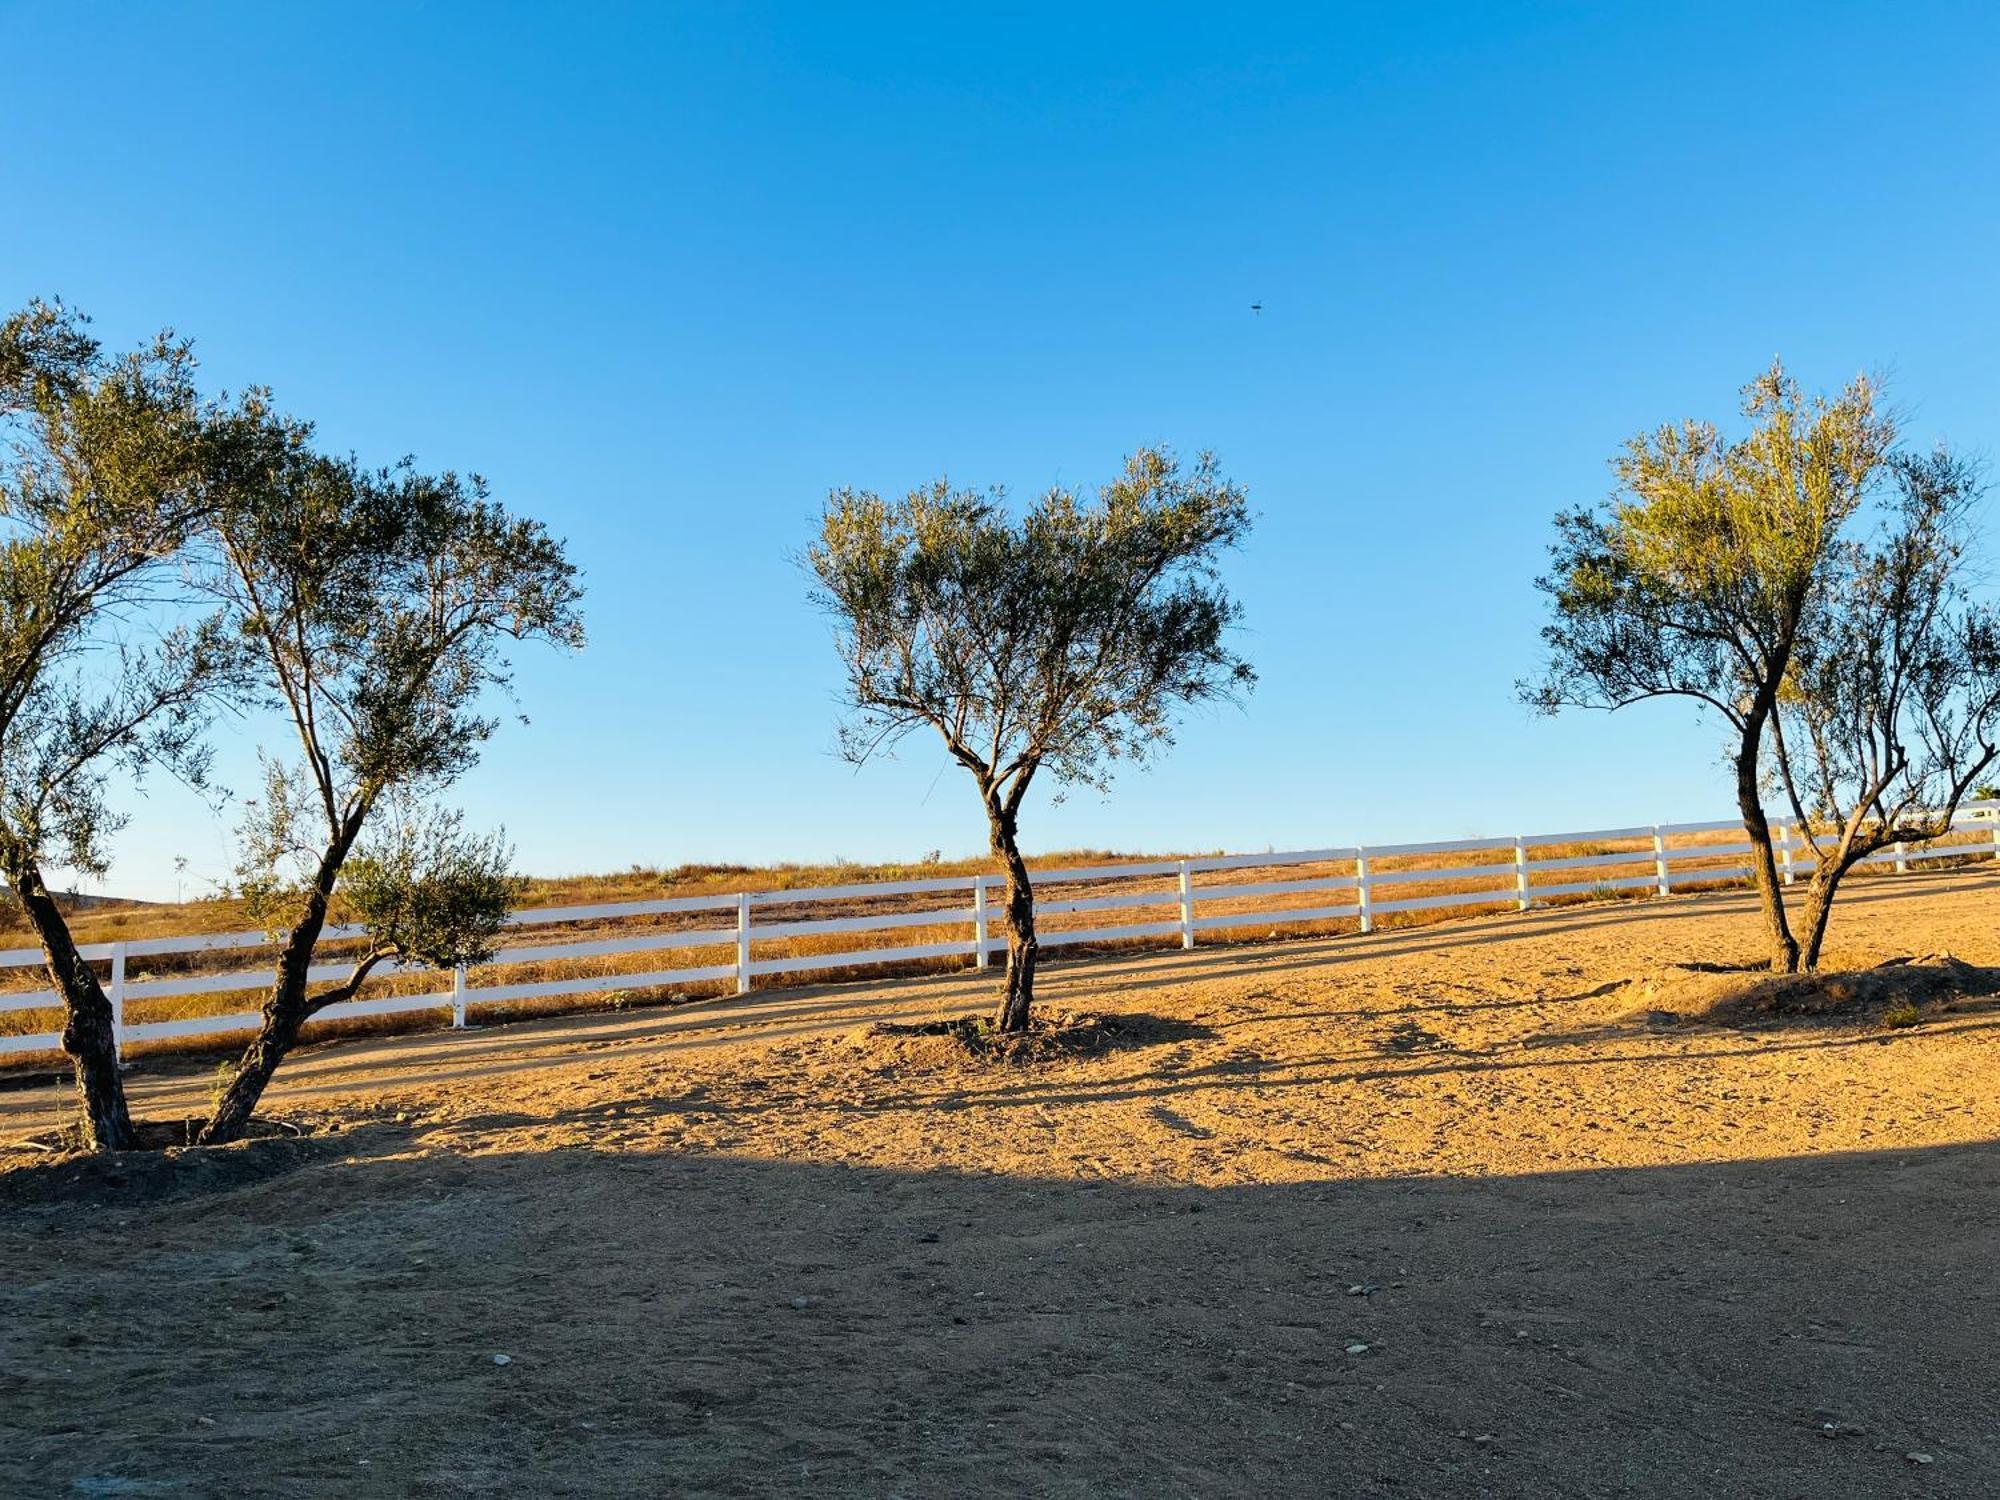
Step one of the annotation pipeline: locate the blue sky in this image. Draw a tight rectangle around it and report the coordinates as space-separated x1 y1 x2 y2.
4 3 1996 898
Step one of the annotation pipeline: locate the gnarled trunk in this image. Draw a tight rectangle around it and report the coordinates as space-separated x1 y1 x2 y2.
6 853 133 1150
1795 827 1882 973
199 917 323 1144
989 810 1037 1033
200 817 361 1145
1795 868 1844 974
1736 730 1798 974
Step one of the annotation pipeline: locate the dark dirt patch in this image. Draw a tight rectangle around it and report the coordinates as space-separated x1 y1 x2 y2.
1379 1019 1457 1053
0 1120 356 1210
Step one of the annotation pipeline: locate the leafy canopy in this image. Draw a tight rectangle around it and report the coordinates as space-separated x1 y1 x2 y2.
1527 361 1894 731
339 801 521 971
207 418 585 868
807 447 1254 820
0 300 238 878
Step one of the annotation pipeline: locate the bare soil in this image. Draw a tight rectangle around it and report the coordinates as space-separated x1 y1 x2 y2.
3 872 1999 1497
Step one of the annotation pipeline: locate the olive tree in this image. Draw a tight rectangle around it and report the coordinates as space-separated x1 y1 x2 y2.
1525 362 1993 971
0 301 235 1148
198 434 582 1143
807 447 1254 1032
1768 447 2000 968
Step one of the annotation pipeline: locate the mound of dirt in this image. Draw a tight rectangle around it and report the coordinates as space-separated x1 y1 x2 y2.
869 1009 1212 1066
0 1120 345 1209
1626 953 2000 1028
0 1116 370 1212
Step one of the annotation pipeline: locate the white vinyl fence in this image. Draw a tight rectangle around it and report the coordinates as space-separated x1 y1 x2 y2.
3 801 1996 1062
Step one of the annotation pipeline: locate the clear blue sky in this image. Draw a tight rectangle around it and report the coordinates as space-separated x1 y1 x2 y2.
4 3 1996 899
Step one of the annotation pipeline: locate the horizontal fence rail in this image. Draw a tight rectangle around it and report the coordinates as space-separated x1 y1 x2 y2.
2 802 1997 1061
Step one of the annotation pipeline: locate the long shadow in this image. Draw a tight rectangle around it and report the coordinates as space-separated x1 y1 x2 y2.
1 1132 1993 1497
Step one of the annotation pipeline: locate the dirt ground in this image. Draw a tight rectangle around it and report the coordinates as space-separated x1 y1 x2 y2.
3 872 1999 1498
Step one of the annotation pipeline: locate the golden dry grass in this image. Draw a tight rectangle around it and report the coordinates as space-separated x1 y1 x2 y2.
3 825 1994 1070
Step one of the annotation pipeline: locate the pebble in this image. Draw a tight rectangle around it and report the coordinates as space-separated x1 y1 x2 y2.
790 1296 813 1310
491 1354 512 1366
1907 1453 1934 1465
1344 1342 1370 1355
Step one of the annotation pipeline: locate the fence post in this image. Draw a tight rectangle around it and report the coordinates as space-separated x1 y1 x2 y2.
1895 840 1908 874
1177 860 1196 949
972 876 990 970
1652 826 1670 897
109 943 126 1066
736 892 752 996
1513 836 1529 911
1355 850 1373 934
451 963 468 1029
1992 817 1999 863
1780 825 1795 887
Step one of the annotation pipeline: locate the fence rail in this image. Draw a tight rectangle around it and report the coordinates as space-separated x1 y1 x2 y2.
3 802 1997 1061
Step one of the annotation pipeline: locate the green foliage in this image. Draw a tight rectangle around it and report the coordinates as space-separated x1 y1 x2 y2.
807 446 1255 812
338 802 521 971
1775 446 2000 850
234 758 523 973
1525 361 1893 729
0 300 240 878
0 297 267 1146
212 414 584 929
232 756 325 934
207 421 586 815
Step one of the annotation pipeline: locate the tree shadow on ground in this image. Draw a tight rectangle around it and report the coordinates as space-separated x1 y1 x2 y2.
393 1001 2000 1138
1 1129 1993 1497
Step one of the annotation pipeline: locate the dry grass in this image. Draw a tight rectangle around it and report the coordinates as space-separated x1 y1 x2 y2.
4 826 1995 1072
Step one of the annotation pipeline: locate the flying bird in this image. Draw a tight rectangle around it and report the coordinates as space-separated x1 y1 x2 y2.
1250 302 1263 315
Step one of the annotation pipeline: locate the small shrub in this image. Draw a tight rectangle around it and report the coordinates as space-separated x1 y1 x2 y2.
207 1058 235 1123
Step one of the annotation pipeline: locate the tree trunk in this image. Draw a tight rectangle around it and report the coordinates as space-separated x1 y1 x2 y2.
199 820 360 1145
198 921 320 1145
1735 734 1798 973
1795 878 1837 974
989 811 1037 1033
5 852 134 1150
1795 845 1866 973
